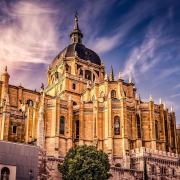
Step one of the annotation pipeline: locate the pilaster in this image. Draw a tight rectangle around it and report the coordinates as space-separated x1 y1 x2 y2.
79 100 84 145
0 105 10 140
93 99 99 148
149 100 156 149
67 97 73 151
159 103 166 151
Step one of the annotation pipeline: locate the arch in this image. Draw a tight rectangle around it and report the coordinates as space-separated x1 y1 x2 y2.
172 168 176 176
92 95 95 101
79 68 83 76
75 120 80 139
100 91 104 98
1 167 10 180
65 64 71 73
136 114 141 138
111 90 116 99
12 125 17 134
73 101 77 106
60 116 65 135
72 83 76 90
155 120 159 140
151 164 156 175
114 116 120 135
26 99 34 107
85 70 92 80
79 66 99 82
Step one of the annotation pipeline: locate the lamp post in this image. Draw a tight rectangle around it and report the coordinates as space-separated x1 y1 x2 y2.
29 169 33 180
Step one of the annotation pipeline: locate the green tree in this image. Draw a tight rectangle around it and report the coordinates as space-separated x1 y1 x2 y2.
58 145 111 180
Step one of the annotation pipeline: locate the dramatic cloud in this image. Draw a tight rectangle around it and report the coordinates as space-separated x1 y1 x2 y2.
0 1 59 66
0 0 180 122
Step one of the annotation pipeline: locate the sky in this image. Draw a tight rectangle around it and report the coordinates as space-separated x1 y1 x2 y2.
0 0 180 123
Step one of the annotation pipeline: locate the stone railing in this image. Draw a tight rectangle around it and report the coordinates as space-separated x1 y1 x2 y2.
130 147 179 160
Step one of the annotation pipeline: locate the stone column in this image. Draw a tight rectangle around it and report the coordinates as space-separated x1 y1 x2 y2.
149 99 156 149
53 97 60 155
18 86 23 110
171 111 178 153
79 100 84 145
67 96 73 151
25 106 34 143
107 92 113 157
93 99 99 148
0 105 10 140
159 103 166 151
37 93 45 149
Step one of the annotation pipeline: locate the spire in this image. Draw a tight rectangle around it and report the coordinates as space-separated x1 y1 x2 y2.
118 71 124 80
70 12 83 44
159 98 162 104
171 106 173 112
149 94 153 102
128 74 132 83
109 65 114 81
104 73 108 81
74 11 79 30
5 66 7 72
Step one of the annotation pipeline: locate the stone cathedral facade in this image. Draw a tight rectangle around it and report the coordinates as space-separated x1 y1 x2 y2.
0 15 179 179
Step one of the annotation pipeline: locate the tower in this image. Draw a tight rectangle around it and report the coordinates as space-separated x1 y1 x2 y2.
1 66 10 101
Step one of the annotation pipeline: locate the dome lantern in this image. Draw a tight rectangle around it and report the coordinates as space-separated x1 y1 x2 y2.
70 12 83 44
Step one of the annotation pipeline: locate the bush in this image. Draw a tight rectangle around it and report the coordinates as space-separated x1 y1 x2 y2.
58 145 111 180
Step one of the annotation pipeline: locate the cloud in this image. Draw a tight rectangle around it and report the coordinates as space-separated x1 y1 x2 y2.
155 67 179 80
88 34 122 54
87 0 163 54
0 1 60 69
122 24 160 79
174 83 180 89
170 93 180 98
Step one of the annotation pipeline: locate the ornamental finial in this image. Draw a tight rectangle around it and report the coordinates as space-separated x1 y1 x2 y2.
74 11 79 30
70 12 83 44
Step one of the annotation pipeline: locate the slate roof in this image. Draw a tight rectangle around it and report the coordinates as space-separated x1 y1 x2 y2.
52 43 101 67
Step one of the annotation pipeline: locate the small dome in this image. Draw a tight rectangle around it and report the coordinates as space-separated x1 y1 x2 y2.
52 43 101 67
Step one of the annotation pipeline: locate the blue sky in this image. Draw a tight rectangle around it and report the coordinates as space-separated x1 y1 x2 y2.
0 0 180 123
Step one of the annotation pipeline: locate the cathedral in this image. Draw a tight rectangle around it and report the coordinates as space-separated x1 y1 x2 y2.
0 14 179 179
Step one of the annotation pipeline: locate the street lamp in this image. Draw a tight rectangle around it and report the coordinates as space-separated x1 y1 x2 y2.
29 169 33 180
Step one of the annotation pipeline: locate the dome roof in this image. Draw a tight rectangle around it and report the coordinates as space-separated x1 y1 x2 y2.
52 43 101 67
51 13 101 68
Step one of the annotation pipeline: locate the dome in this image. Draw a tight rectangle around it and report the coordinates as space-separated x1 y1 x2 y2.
52 43 101 67
51 13 101 68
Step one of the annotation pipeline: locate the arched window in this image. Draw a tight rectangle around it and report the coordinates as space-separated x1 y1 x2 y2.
1 167 10 180
73 101 77 106
72 83 76 90
111 90 116 99
136 114 141 138
85 70 92 80
172 168 176 176
12 125 17 134
79 69 83 76
26 99 33 107
92 95 95 101
60 116 65 135
75 120 80 139
55 71 59 79
151 165 156 175
100 91 104 98
155 120 159 140
114 116 120 135
65 64 71 73
160 166 167 175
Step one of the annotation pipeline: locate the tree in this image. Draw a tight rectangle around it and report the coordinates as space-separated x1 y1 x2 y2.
58 145 111 180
